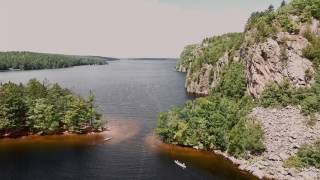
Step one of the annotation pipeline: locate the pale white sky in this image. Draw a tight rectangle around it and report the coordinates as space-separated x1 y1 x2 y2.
0 0 284 58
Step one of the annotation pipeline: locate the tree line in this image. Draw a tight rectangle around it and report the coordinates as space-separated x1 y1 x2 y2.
0 51 108 71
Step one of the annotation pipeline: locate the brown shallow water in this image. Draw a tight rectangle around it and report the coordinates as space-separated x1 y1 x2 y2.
145 135 259 180
0 59 260 180
0 119 139 151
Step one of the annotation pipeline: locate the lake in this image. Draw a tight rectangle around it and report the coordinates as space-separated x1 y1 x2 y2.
0 59 257 180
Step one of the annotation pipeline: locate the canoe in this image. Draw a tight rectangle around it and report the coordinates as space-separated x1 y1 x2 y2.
104 137 113 141
174 160 186 169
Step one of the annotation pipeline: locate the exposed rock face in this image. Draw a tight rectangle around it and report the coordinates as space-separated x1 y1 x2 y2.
215 107 320 180
177 64 188 73
242 32 314 98
184 52 230 96
177 45 202 73
300 19 320 36
185 63 214 96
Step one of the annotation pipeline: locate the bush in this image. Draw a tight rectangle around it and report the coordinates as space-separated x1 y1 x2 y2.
259 79 295 107
285 141 320 169
156 62 263 157
228 118 265 157
303 37 320 67
216 62 247 99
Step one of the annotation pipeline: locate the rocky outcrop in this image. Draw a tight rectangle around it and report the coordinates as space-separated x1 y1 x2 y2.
300 19 320 36
185 63 214 96
216 107 320 180
177 44 202 73
184 52 230 96
242 32 314 98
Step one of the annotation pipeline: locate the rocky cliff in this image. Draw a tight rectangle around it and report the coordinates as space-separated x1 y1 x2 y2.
177 33 242 96
179 19 319 98
242 32 313 97
175 1 320 179
242 19 320 97
184 53 230 96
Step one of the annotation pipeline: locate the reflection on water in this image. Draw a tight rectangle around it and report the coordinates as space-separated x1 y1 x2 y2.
0 60 258 180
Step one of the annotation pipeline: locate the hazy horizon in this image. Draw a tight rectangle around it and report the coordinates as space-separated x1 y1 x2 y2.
1 0 284 58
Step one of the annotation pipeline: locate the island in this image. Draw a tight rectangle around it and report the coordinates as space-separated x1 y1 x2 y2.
0 79 104 138
156 0 320 179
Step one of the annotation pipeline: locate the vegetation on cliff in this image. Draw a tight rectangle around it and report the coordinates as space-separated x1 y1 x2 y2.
245 0 320 44
0 79 102 137
156 62 265 157
157 0 320 166
178 33 243 74
0 51 108 71
178 44 199 69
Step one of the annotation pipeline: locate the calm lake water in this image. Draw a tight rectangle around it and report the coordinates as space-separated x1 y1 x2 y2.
0 60 257 180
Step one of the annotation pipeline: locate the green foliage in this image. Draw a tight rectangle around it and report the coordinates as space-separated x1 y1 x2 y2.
285 141 320 169
27 98 59 134
303 36 320 68
156 62 264 157
260 79 295 108
0 82 27 131
216 62 247 99
290 0 320 20
245 10 278 43
245 0 320 44
0 51 108 71
179 44 198 68
186 33 243 74
0 79 103 136
260 74 320 115
228 118 265 157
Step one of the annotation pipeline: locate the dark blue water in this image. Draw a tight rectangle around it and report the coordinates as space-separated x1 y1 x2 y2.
0 60 256 180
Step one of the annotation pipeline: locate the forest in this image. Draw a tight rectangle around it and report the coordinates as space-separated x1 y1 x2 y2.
156 62 265 157
0 79 103 137
0 51 108 71
156 0 320 161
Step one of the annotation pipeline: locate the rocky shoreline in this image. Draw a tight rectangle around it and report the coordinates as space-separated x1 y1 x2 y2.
214 106 320 180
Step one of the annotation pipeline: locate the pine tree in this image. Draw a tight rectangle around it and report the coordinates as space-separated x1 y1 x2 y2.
268 4 275 12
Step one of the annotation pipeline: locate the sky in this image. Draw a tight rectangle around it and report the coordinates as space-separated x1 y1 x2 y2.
1 0 284 58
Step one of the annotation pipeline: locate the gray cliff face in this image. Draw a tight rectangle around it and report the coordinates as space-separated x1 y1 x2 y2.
184 52 230 96
242 32 314 97
179 19 319 97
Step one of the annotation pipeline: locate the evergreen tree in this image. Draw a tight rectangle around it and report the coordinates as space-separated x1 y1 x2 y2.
0 79 103 137
267 4 275 12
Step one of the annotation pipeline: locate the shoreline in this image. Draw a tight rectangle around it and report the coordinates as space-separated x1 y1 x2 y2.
145 134 261 180
0 119 140 147
153 106 320 180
